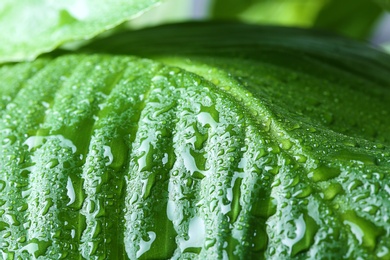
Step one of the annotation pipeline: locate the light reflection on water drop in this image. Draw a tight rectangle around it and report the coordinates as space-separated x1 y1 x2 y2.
344 220 364 245
377 246 390 258
21 242 39 256
282 214 306 253
197 112 217 129
102 145 113 166
162 153 168 165
166 199 175 222
23 136 45 151
178 216 206 251
136 231 156 258
182 146 202 175
66 177 75 206
23 135 77 153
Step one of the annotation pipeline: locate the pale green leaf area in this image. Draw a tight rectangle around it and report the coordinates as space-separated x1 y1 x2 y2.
0 0 162 63
382 42 390 52
1 23 390 259
126 0 193 29
236 1 328 27
211 0 383 40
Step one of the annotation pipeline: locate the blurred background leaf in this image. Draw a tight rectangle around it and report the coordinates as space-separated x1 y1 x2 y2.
313 0 382 40
374 0 390 10
210 0 386 40
211 0 329 27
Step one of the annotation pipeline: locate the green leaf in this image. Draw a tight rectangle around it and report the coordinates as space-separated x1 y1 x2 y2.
81 22 390 85
313 0 383 40
210 0 329 27
1 23 390 258
374 0 390 10
0 0 162 63
210 0 384 40
210 0 260 19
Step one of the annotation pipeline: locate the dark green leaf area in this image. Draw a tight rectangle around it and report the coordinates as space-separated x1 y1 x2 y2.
313 0 383 40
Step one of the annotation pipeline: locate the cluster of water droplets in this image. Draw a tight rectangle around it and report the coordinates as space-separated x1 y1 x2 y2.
1 53 390 259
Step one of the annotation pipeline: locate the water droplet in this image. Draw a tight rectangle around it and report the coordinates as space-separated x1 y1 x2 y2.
103 145 113 166
280 139 293 150
323 183 344 200
271 179 281 188
4 213 20 226
377 245 390 258
46 158 59 169
24 135 77 153
92 221 102 238
197 111 218 129
136 231 156 258
0 241 9 248
205 238 216 249
362 205 379 215
66 177 76 206
342 211 384 251
17 203 28 212
178 216 206 252
1 252 14 260
331 150 377 165
384 184 390 196
2 135 17 145
293 154 307 163
152 75 167 83
141 172 157 199
294 186 313 198
282 213 318 256
182 147 204 177
40 198 53 216
0 221 9 231
21 239 52 258
24 136 45 151
0 180 5 192
17 236 26 243
162 153 169 165
347 179 363 192
309 165 341 182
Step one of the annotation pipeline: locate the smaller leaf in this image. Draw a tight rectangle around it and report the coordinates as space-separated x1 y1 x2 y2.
0 0 162 63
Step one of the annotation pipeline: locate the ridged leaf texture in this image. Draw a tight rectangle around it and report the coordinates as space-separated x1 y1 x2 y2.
1 23 390 259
